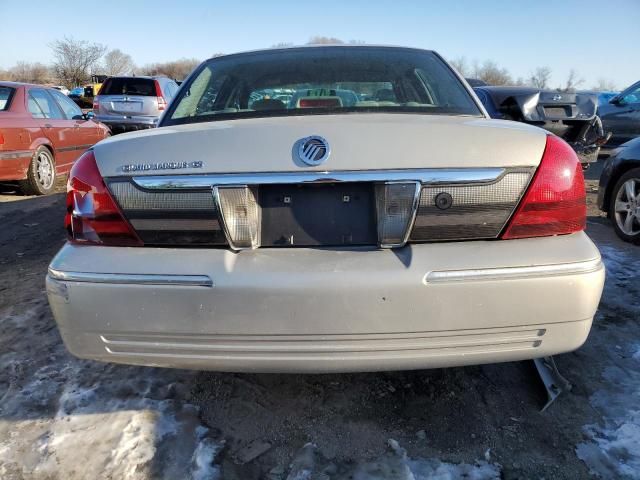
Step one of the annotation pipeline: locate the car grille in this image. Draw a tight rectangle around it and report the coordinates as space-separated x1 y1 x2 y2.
107 168 534 248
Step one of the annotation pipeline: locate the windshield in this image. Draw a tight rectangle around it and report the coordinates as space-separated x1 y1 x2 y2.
0 86 15 111
162 47 482 125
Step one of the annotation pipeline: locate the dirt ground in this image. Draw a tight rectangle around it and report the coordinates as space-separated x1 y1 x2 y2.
0 166 638 479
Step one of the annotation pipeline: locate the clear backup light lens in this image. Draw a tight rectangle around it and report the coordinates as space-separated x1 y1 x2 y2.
375 182 420 247
215 186 260 250
66 151 142 246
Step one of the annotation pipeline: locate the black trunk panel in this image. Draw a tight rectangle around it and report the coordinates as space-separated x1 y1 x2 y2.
260 183 377 246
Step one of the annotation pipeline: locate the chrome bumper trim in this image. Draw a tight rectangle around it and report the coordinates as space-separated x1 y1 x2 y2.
47 268 213 287
424 258 603 284
129 168 510 190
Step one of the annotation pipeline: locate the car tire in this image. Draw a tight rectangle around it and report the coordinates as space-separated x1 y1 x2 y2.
18 146 56 196
609 167 640 245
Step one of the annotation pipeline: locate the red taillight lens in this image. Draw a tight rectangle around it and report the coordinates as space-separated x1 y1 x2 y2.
92 99 99 112
155 80 166 111
501 135 586 239
65 150 142 246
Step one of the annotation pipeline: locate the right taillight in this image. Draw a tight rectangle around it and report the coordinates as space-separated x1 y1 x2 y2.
66 150 142 246
155 80 167 111
501 134 586 239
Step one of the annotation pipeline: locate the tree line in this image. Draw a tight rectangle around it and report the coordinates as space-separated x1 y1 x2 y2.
0 37 201 88
448 57 616 92
0 36 618 93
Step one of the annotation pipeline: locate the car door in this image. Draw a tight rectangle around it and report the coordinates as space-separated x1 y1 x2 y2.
600 81 640 146
27 88 77 172
49 89 102 169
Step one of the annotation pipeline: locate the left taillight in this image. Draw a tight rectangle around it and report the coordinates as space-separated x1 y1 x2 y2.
65 150 142 246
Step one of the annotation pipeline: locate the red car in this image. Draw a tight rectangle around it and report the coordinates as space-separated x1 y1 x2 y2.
0 82 110 195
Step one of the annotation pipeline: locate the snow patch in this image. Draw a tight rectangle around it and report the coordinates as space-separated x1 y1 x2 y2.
284 440 501 480
598 245 640 313
576 246 640 479
191 437 223 480
0 302 224 480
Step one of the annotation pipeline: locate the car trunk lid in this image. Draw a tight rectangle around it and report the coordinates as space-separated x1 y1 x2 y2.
94 114 547 176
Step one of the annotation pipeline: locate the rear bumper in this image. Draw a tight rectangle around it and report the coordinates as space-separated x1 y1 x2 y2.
95 115 158 134
46 232 605 373
0 150 32 181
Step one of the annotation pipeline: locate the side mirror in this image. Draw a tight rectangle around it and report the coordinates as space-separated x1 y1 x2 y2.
609 96 623 105
83 111 95 120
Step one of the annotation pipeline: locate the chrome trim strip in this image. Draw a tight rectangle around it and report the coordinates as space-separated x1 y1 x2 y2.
131 168 507 190
48 268 213 287
424 259 603 284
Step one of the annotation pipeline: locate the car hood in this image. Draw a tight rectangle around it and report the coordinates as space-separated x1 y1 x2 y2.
93 114 547 177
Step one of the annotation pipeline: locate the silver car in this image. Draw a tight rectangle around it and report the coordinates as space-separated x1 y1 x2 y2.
47 46 604 373
93 76 179 134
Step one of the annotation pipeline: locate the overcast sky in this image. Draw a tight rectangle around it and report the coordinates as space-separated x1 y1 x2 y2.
1 0 638 90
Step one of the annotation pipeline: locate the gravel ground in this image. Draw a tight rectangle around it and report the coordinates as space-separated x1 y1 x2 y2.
0 164 638 479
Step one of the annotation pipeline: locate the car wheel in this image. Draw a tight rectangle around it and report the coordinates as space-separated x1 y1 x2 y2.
18 146 56 196
609 167 640 245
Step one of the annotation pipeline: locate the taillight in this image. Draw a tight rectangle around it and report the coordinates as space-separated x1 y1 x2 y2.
66 150 142 246
501 135 586 239
0 130 4 145
92 99 99 112
155 80 167 111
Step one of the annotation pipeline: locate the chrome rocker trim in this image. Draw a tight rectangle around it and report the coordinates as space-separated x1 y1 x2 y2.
48 269 213 287
424 258 603 284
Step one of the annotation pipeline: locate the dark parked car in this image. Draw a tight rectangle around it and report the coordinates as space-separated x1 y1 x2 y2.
598 80 640 147
579 90 619 107
598 137 640 244
474 86 609 166
0 82 109 195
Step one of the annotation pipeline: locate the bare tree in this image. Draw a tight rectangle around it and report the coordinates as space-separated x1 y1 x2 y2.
210 52 225 58
593 78 617 91
272 42 294 48
473 60 512 86
449 57 470 77
103 49 135 76
7 62 51 84
307 36 345 45
559 69 584 93
141 58 200 81
50 37 106 87
529 66 552 89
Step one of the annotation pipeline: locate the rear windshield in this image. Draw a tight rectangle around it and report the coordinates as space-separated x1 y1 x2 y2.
0 86 15 111
162 47 482 125
100 78 157 96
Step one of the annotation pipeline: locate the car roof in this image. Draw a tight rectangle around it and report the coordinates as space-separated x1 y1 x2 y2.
0 81 59 89
105 75 168 80
204 44 436 63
